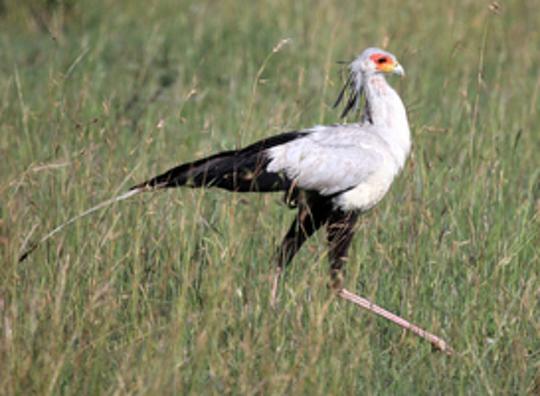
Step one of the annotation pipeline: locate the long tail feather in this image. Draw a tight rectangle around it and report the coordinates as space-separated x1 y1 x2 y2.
18 131 308 262
18 188 143 262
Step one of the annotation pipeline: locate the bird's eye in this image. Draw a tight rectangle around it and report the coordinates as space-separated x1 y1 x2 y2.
377 57 388 64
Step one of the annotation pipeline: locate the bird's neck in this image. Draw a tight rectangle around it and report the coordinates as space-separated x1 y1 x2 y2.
364 75 411 168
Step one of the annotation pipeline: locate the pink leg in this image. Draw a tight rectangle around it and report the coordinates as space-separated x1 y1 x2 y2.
338 288 453 355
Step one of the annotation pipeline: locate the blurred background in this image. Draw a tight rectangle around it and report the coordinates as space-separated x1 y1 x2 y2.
1 0 538 394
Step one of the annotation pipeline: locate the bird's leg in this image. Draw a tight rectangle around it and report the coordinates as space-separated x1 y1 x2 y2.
326 212 453 354
337 289 454 354
326 210 359 291
271 198 330 306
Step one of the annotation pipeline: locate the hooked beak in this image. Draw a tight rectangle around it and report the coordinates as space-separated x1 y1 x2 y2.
393 62 405 77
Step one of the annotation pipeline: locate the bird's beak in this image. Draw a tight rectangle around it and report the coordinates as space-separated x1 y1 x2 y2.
393 63 405 77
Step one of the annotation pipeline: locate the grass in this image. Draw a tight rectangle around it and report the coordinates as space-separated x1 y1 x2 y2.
1 0 539 394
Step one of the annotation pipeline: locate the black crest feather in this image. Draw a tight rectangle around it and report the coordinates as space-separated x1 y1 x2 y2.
333 67 365 119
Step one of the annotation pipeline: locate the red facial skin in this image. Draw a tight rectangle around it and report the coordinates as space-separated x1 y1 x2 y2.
369 53 394 72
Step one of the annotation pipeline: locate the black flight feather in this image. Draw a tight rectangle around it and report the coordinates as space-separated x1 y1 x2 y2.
131 131 309 192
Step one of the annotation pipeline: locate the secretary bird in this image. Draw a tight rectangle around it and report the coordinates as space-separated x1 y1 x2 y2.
19 48 452 353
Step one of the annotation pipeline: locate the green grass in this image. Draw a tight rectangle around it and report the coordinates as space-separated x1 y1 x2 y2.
1 0 539 394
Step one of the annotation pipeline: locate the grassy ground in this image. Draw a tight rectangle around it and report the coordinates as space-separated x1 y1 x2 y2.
1 0 539 394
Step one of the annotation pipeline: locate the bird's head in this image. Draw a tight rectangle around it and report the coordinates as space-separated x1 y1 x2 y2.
334 47 404 118
351 47 404 77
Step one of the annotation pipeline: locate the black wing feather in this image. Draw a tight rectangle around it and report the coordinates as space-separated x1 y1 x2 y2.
131 131 308 193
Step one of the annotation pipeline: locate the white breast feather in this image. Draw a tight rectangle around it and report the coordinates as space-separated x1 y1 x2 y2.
333 164 396 211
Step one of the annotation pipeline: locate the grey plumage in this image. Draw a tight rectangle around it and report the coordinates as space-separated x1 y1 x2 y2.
266 125 387 197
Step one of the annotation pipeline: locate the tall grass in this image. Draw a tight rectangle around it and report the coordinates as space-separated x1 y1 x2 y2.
1 0 538 394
